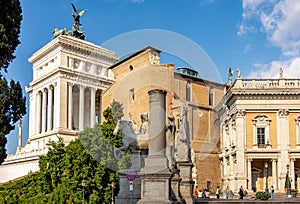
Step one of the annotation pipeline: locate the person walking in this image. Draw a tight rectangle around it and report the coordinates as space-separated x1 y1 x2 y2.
193 185 199 198
216 186 220 199
270 186 274 199
239 186 244 200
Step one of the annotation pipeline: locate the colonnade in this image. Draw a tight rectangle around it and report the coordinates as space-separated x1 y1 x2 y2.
34 82 101 135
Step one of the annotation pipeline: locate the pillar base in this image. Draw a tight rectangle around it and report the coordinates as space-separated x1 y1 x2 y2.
138 156 173 204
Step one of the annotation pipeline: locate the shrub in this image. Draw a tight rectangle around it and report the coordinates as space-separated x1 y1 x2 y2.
255 191 271 200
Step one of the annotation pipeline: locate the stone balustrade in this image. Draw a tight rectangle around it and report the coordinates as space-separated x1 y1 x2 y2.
234 78 300 89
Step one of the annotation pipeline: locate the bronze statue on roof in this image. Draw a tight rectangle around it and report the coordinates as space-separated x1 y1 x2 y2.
52 3 86 40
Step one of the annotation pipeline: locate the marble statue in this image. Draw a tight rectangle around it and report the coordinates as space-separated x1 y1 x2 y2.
176 104 190 161
166 114 176 170
139 112 149 134
113 119 148 159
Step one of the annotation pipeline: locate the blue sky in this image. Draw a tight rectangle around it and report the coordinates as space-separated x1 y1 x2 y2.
5 0 300 154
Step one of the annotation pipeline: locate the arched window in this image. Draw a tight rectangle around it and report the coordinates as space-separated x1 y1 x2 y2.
252 115 272 148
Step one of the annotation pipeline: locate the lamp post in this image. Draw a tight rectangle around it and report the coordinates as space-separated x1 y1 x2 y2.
286 164 291 197
82 179 86 204
265 162 269 192
111 182 114 204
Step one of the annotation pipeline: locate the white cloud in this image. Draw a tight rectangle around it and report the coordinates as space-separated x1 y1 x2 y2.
247 57 300 78
240 0 300 79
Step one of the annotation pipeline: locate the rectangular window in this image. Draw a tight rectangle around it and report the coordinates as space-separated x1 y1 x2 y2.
257 128 265 145
209 88 214 106
129 88 135 102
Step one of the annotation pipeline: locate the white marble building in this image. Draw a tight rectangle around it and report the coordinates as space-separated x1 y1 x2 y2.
0 35 118 183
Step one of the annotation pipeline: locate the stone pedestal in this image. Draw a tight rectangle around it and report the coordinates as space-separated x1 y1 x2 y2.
170 169 183 203
177 161 193 204
115 170 141 204
138 89 173 204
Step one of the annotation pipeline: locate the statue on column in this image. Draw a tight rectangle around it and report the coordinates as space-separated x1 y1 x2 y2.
166 114 176 170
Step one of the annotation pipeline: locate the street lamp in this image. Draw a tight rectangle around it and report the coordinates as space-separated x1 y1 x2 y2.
286 164 291 197
82 179 86 204
265 162 269 192
111 182 115 204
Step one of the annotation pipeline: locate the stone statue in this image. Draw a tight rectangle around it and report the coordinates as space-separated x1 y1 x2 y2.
113 119 148 159
236 68 241 78
176 104 189 161
139 113 149 134
227 67 234 85
280 67 283 78
166 114 176 170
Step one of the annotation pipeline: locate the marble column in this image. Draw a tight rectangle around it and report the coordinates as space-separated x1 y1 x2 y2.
41 89 47 133
79 85 85 131
47 86 53 131
247 159 252 191
36 91 42 134
272 159 277 190
90 88 96 128
68 83 73 129
138 89 172 204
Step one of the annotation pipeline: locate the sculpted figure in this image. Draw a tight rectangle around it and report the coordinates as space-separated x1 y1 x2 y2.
166 114 176 170
52 28 67 39
227 67 234 85
113 119 148 159
139 113 149 134
176 104 189 161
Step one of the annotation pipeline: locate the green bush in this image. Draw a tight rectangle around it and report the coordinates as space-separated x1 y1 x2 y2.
255 191 271 200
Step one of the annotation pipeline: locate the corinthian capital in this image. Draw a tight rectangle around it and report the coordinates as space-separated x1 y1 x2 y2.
278 109 289 117
236 109 245 117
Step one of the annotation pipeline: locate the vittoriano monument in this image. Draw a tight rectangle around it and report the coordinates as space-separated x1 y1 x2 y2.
52 3 86 40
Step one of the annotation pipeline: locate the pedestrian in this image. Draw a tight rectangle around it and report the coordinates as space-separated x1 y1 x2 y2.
270 186 274 199
216 186 220 199
193 185 199 198
239 186 244 200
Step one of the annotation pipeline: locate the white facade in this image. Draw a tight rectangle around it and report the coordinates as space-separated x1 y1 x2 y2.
218 71 300 193
0 36 118 183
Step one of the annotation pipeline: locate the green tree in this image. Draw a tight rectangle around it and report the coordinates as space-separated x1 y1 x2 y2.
0 0 26 165
0 75 26 164
0 0 22 71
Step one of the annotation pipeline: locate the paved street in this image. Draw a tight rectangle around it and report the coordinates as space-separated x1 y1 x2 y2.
194 194 300 203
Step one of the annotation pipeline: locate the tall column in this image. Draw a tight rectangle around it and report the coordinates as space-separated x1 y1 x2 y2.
36 91 42 134
68 83 73 129
247 158 252 191
138 89 172 204
272 159 277 190
278 109 289 192
47 86 53 131
90 88 96 128
79 85 85 131
17 118 23 152
41 89 47 133
148 89 166 156
235 109 247 189
291 158 295 189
